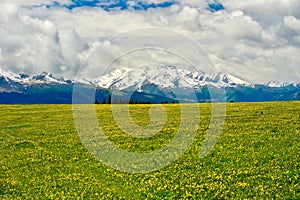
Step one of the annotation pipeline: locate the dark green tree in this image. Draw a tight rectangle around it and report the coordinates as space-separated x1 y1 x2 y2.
108 95 112 104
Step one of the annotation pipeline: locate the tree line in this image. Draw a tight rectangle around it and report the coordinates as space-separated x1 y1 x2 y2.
94 95 178 104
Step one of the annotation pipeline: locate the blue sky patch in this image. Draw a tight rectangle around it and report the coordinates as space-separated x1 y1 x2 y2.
45 0 175 11
65 0 103 10
40 0 224 13
208 2 225 12
133 1 174 11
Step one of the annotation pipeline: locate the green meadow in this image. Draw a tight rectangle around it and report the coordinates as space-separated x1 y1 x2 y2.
0 102 299 199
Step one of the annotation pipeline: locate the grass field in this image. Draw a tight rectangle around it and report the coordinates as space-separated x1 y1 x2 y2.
0 102 299 199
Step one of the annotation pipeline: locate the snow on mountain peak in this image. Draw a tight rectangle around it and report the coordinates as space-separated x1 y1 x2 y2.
0 68 71 85
93 65 252 91
28 72 69 84
0 68 20 82
264 81 298 88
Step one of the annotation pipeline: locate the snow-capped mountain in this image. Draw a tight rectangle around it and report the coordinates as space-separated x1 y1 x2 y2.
0 68 72 86
0 68 20 82
264 81 299 88
0 68 79 104
0 67 299 104
93 65 251 91
0 68 177 104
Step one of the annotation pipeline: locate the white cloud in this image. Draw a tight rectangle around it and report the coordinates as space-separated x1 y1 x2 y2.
284 16 300 31
222 0 300 27
0 3 64 74
0 0 299 83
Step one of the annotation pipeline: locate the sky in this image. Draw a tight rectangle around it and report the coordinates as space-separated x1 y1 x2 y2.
0 0 299 83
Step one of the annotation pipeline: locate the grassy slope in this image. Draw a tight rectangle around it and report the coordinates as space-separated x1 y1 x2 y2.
0 102 299 199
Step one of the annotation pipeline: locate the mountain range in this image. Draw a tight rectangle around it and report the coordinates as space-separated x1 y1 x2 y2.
0 66 299 104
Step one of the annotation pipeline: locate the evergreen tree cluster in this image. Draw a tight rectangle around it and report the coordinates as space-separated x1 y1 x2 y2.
94 95 178 104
